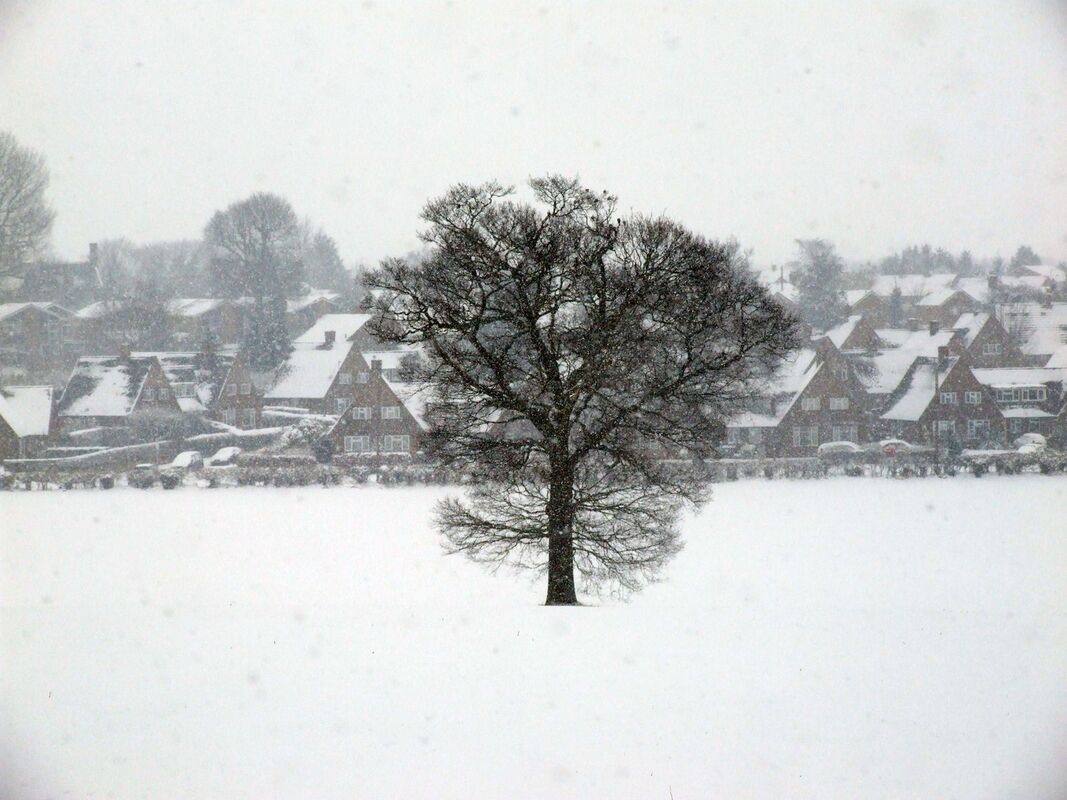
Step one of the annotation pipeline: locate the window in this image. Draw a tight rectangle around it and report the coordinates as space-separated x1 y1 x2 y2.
829 396 849 411
727 428 742 445
792 426 818 447
381 434 411 453
356 371 369 384
335 398 348 414
940 392 958 405
800 397 821 412
749 428 762 444
143 387 154 401
935 419 956 435
222 408 236 425
174 382 195 398
226 383 237 396
381 405 401 419
240 383 251 395
982 342 1002 356
339 372 352 385
344 435 372 453
833 364 850 382
240 408 256 428
1028 419 1041 432
352 406 372 420
158 387 169 400
967 419 989 439
964 391 981 405
1024 387 1046 402
832 424 858 442
1010 418 1023 433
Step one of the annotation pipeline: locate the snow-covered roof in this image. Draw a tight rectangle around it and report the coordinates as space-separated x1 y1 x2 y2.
845 290 872 307
132 351 237 410
998 302 1067 358
294 313 373 344
820 315 863 349
727 411 780 429
881 361 939 421
165 298 229 317
916 287 974 307
0 301 73 322
58 356 157 418
287 290 340 313
870 273 956 299
361 347 422 372
384 379 434 430
265 341 360 400
971 367 1067 388
0 385 53 437
1000 407 1054 418
865 328 958 394
1013 264 1066 283
75 300 123 320
952 312 990 348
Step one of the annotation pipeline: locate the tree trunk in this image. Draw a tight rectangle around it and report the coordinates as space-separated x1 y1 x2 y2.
545 457 578 606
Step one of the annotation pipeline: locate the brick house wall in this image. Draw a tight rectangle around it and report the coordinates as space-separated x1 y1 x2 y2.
213 355 264 428
324 370 424 458
890 360 1005 448
267 348 374 415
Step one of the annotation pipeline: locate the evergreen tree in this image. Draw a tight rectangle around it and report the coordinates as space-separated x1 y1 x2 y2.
1009 245 1041 271
888 286 904 326
789 239 849 331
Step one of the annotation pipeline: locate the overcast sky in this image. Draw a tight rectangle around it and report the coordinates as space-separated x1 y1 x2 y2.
2 1 1066 269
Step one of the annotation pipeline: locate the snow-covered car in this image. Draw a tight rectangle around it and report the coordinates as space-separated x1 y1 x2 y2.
817 441 863 457
166 450 204 471
1013 433 1046 450
205 446 242 467
878 438 914 456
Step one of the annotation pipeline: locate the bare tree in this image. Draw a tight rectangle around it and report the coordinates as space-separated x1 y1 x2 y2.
368 177 799 603
205 193 304 368
0 131 56 274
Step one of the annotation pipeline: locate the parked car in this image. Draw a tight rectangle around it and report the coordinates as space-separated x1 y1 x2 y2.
817 441 863 457
205 446 242 467
166 451 204 471
878 438 914 457
1014 433 1046 450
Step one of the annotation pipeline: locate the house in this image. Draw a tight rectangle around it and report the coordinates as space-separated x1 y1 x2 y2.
971 366 1066 440
56 353 181 431
817 314 884 353
17 243 102 307
135 350 263 429
0 385 56 459
322 360 431 459
996 302 1067 367
950 312 1019 368
263 314 377 414
0 302 77 370
846 290 890 326
865 273 959 326
359 347 423 381
165 298 245 345
74 300 126 351
285 290 341 334
914 288 982 327
859 322 967 414
880 351 1004 448
726 341 868 456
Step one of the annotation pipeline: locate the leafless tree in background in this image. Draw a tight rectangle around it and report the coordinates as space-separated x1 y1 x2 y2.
369 176 799 603
0 131 55 275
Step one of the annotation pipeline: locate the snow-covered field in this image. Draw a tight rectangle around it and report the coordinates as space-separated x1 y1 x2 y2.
2 478 1066 799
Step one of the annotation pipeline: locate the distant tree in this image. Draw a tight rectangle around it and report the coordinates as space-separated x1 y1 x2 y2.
0 131 55 275
888 286 904 327
300 225 351 292
205 193 303 368
135 240 209 298
1009 245 1041 271
957 250 976 277
368 176 799 603
94 239 137 302
790 239 849 331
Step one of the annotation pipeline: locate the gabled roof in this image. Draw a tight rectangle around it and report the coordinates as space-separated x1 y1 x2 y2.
0 385 53 437
75 300 124 320
845 289 873 307
881 360 940 422
865 328 959 394
361 346 422 372
819 315 868 350
952 312 990 348
287 290 340 313
265 340 362 400
0 301 74 322
383 379 434 430
57 356 158 418
916 287 976 307
971 366 1067 388
997 302 1067 358
132 351 237 411
294 313 373 344
1012 264 1066 282
164 298 230 318
870 273 956 299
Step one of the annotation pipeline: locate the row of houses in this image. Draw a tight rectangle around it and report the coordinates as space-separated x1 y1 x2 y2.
727 308 1067 456
0 290 343 375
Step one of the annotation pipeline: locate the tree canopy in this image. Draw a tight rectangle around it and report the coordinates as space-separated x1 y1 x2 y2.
368 176 799 603
0 131 55 275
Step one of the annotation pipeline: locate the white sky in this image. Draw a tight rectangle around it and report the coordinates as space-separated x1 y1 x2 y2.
2 1 1066 268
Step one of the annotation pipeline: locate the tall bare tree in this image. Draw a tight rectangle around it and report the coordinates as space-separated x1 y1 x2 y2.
0 131 56 275
368 177 799 604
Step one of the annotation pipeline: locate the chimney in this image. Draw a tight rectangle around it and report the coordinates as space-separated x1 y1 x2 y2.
118 343 131 360
89 242 98 265
324 330 336 347
907 317 919 331
929 320 940 336
987 275 998 289
371 358 382 375
937 345 950 369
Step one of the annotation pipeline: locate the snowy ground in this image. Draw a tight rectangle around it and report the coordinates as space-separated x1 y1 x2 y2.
2 477 1066 799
